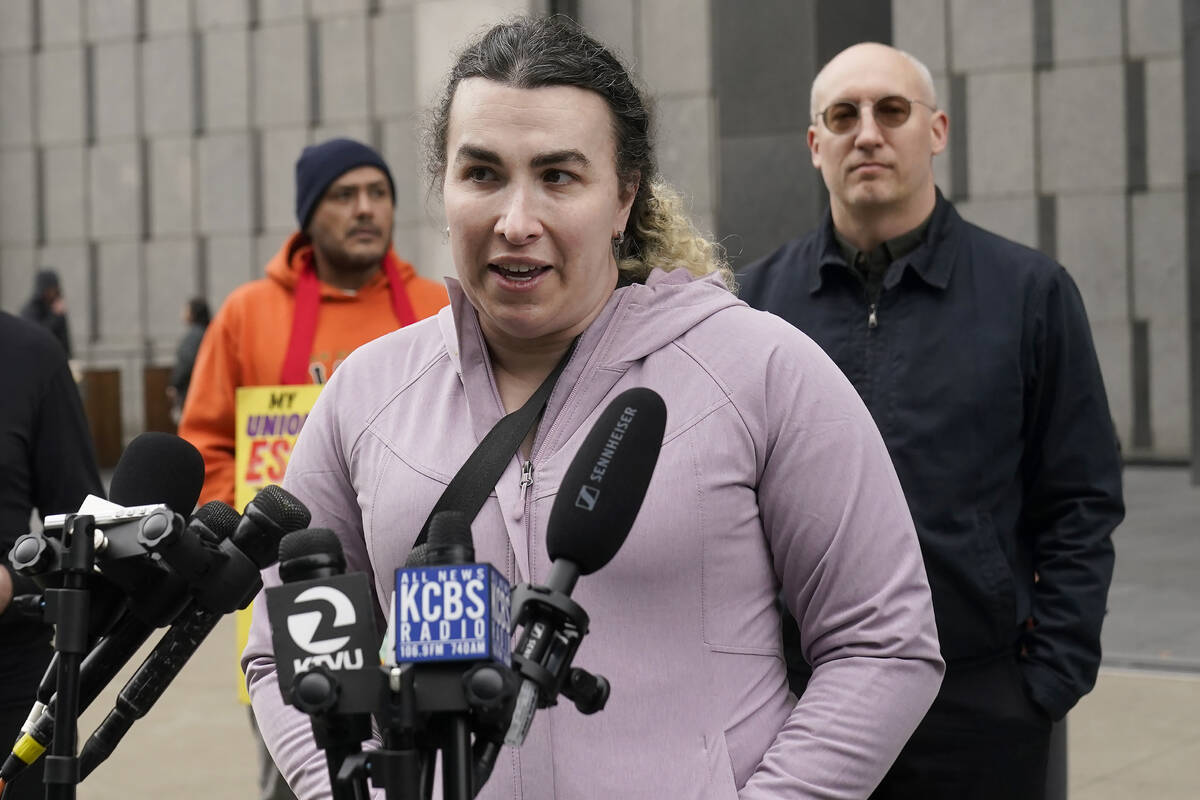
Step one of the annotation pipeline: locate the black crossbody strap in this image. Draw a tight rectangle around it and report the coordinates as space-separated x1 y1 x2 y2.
413 340 576 549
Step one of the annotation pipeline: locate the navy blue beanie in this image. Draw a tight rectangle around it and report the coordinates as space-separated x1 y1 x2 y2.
294 138 395 230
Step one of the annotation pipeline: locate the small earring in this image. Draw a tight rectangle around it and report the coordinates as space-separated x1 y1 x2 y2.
442 225 450 244
612 231 625 258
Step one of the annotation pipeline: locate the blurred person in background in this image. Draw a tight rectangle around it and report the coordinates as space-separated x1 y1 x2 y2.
178 137 448 800
20 269 72 359
166 297 211 424
739 42 1124 800
0 311 104 800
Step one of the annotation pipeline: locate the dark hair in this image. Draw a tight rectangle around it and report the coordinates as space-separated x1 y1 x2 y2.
187 297 211 327
427 16 651 254
426 15 731 287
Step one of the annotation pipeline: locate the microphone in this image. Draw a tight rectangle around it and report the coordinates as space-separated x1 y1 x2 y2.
504 387 666 747
73 486 311 780
266 529 383 800
0 432 207 787
384 511 516 799
0 501 242 786
108 431 206 516
266 528 382 713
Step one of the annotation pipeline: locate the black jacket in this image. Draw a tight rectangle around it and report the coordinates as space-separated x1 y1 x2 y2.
0 313 103 701
738 193 1124 721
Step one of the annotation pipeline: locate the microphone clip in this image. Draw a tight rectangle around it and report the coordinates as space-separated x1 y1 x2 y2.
508 583 608 715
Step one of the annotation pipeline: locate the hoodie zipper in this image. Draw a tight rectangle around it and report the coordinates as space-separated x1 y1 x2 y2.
519 459 533 495
868 304 878 329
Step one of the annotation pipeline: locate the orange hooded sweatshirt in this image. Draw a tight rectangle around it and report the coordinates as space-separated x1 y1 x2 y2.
178 233 448 507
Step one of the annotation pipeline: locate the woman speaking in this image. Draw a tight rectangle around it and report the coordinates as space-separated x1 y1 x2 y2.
243 16 942 799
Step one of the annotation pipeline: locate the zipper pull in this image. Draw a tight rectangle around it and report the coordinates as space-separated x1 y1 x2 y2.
868 304 878 329
519 460 533 492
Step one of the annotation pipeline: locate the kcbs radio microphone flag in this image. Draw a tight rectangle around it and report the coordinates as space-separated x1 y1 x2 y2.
393 563 511 665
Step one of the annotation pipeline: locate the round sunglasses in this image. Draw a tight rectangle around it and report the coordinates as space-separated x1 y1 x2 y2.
815 96 937 135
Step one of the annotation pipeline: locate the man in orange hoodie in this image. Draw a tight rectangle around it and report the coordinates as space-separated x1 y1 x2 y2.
180 137 447 507
178 137 447 800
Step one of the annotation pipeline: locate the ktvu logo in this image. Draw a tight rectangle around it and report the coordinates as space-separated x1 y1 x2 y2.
287 586 364 672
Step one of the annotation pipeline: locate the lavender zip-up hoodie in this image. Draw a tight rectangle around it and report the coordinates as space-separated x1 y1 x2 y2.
242 268 943 799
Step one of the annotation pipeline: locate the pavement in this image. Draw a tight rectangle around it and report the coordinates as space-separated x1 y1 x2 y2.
25 465 1200 798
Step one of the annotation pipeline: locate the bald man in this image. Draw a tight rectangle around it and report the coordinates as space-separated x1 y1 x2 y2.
739 43 1124 799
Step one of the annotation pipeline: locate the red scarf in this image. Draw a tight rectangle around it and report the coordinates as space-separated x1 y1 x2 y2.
280 252 417 385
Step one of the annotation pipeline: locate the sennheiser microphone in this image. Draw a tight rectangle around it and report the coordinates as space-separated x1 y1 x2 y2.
267 529 383 800
74 485 311 780
504 387 667 746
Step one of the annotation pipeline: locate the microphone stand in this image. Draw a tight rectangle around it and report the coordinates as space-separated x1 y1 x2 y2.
42 514 96 800
336 661 515 800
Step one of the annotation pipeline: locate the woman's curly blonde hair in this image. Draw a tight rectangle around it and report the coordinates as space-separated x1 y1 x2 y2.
618 180 733 290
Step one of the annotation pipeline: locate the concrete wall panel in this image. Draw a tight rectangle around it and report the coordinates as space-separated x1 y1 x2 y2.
42 145 88 242
371 9 416 118
142 35 195 136
149 137 195 237
0 246 36 313
197 133 254 234
38 47 87 145
950 0 1032 71
956 196 1038 250
196 0 252 29
639 0 711 96
203 28 252 132
145 0 192 35
88 141 143 239
87 0 140 42
206 234 256 307
1146 57 1185 189
1039 64 1125 193
0 149 37 244
96 240 143 344
966 70 1036 195
40 0 84 48
1052 0 1122 63
261 127 311 231
1128 0 1182 58
0 54 34 146
145 238 198 339
94 41 140 140
317 15 370 122
893 0 947 72
1056 192 1128 322
254 22 311 127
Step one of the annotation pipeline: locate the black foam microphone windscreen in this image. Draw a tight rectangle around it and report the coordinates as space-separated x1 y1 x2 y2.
546 387 667 574
107 432 205 515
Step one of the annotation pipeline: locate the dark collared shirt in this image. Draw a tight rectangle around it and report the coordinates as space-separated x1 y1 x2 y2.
737 191 1123 721
834 215 932 315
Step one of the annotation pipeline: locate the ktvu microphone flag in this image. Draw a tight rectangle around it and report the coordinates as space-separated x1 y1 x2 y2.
394 564 511 665
266 572 381 712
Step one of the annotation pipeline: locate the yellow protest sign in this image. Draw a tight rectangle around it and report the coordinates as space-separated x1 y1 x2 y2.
234 385 322 703
234 385 323 511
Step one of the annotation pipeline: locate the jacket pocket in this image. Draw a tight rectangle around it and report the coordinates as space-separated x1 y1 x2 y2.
922 510 1019 661
701 732 740 800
